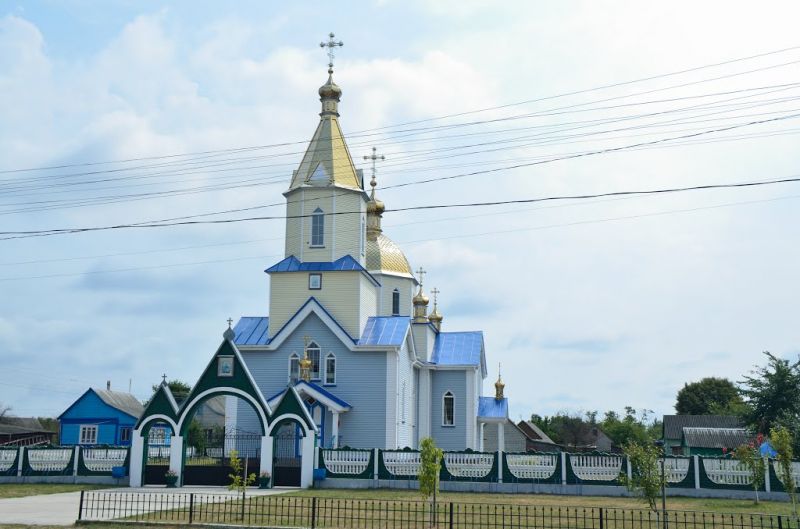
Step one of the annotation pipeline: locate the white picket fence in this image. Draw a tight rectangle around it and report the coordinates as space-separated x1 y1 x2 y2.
506 454 558 480
772 461 800 487
702 458 752 486
322 450 371 475
570 454 623 481
0 449 17 472
664 457 691 483
82 448 127 472
382 450 420 476
27 448 72 472
443 452 494 479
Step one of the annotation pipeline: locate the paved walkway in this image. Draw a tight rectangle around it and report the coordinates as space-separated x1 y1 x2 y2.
0 487 291 526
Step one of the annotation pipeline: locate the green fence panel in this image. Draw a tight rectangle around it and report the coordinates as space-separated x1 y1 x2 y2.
0 448 18 476
502 452 561 484
78 447 130 476
23 446 75 476
566 452 624 485
697 456 759 491
440 450 498 482
379 448 420 480
318 447 374 479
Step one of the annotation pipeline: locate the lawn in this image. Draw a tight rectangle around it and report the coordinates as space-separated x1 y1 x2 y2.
0 483 112 499
284 488 796 516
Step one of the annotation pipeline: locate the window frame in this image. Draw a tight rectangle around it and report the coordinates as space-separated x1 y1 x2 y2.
80 424 98 445
119 427 132 443
324 351 336 385
288 352 300 384
307 341 321 381
392 288 401 316
310 207 325 247
308 273 322 290
442 391 455 427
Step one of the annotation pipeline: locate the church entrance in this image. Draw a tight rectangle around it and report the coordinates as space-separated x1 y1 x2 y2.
183 428 261 486
272 420 302 487
142 422 172 486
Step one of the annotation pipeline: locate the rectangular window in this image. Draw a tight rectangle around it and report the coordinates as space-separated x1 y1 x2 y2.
325 355 336 385
80 425 98 445
311 209 325 247
392 290 400 315
309 273 322 290
309 349 321 380
120 427 131 443
289 356 300 384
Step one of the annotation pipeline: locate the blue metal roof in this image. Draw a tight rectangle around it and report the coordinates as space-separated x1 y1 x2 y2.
431 331 484 365
233 317 270 346
266 255 365 273
478 396 508 418
267 381 352 410
357 317 410 347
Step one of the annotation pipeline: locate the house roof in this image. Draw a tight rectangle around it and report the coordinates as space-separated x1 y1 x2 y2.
234 317 270 346
683 427 752 449
0 417 51 436
265 255 380 286
518 420 556 444
93 389 144 419
478 396 508 419
663 415 741 439
431 331 483 366
357 316 410 347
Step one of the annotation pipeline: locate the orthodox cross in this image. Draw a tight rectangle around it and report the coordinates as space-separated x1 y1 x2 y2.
319 32 343 72
161 373 167 384
363 147 385 184
226 318 233 329
431 287 440 306
415 266 426 287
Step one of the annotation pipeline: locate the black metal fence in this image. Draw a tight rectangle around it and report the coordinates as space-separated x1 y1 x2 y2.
78 491 798 529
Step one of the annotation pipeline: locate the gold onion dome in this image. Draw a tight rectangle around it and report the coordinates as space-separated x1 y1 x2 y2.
413 288 429 306
365 175 412 275
318 73 342 101
495 374 505 400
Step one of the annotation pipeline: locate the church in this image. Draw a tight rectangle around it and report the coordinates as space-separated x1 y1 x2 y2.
226 51 508 453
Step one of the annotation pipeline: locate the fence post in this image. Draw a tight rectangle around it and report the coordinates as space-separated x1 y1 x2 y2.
449 502 454 529
17 447 24 477
373 448 379 484
599 507 604 529
497 451 503 484
189 493 194 524
778 516 783 529
78 490 84 521
764 457 771 493
561 452 567 485
693 455 700 489
311 497 317 529
73 446 80 481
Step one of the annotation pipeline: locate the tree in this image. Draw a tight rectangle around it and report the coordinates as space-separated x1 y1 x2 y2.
0 403 10 421
620 441 665 513
771 426 798 518
732 436 766 504
601 408 659 447
740 352 800 434
675 377 745 415
152 379 192 404
418 437 443 527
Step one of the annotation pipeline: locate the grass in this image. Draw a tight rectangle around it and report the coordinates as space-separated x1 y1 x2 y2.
0 483 113 499
283 488 796 516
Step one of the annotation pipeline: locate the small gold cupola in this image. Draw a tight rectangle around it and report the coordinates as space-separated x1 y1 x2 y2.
495 364 505 400
412 266 430 323
428 287 443 331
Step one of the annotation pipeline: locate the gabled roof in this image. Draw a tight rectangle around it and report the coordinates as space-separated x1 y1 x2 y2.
478 396 508 419
0 417 52 436
60 388 144 420
268 381 351 413
682 427 752 448
357 316 410 347
663 415 741 439
234 317 270 346
265 255 380 286
431 331 484 366
518 420 556 444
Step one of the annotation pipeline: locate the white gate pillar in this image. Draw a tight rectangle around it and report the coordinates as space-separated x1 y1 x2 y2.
300 433 315 488
259 435 273 479
129 433 145 487
169 435 184 486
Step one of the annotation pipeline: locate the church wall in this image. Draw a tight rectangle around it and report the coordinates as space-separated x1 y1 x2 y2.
376 275 415 317
284 188 303 259
241 312 388 448
429 369 467 451
358 274 378 334
268 272 363 338
417 368 431 443
333 192 366 264
482 420 527 453
395 340 416 449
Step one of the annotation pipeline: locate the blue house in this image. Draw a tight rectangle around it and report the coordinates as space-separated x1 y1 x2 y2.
59 385 144 446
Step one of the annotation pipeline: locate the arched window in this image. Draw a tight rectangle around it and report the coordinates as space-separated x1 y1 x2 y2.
311 207 325 247
325 352 336 385
442 391 455 426
307 341 321 381
288 353 300 384
392 289 400 316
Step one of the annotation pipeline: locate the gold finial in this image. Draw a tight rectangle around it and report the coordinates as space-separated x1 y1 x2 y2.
495 363 505 400
413 267 430 322
319 32 343 74
428 287 443 330
299 336 313 382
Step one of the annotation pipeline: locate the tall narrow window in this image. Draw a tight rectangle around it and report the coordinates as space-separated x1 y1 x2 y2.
392 289 400 315
325 352 336 385
401 382 407 424
311 207 324 247
289 353 300 384
442 391 455 426
307 341 321 380
360 216 366 256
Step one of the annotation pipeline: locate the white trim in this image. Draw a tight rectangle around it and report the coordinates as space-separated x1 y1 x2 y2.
267 299 356 350
465 370 475 449
177 387 270 435
307 341 321 381
79 425 98 445
299 188 305 260
135 414 178 436
442 391 455 427
331 190 336 261
324 351 337 385
288 352 300 384
268 383 351 414
311 207 325 247
270 386 319 433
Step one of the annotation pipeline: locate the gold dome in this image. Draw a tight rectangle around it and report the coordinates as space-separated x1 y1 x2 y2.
318 74 342 101
366 233 412 275
495 375 505 400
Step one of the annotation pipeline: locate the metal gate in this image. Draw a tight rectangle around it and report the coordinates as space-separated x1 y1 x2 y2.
272 423 301 487
183 429 261 486
144 444 170 485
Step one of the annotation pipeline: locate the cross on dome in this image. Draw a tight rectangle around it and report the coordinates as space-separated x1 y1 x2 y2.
319 32 343 74
415 267 426 287
431 287 440 304
363 147 385 189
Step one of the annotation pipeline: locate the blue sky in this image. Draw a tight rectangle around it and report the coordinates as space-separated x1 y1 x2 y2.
1 1 800 423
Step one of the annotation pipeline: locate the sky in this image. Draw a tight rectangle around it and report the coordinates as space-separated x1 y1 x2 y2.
1 1 799 424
